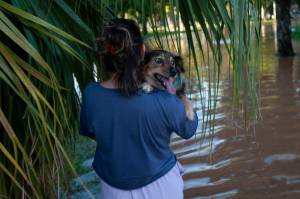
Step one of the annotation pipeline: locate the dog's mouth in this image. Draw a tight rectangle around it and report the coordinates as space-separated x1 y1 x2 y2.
154 73 176 95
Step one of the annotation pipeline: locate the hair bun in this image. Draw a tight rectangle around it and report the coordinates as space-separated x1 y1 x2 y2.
97 25 134 56
95 18 143 96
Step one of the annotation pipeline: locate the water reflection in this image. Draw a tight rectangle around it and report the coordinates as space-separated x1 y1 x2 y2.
264 154 300 166
169 24 300 198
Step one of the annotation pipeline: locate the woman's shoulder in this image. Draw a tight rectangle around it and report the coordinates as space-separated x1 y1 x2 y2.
140 89 170 98
145 89 183 105
144 90 185 118
83 81 98 92
154 89 179 99
82 81 102 97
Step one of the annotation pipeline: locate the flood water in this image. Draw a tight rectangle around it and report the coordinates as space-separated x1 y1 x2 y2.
173 25 300 198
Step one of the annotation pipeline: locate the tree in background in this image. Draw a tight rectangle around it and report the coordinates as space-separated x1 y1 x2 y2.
261 0 300 56
275 0 295 56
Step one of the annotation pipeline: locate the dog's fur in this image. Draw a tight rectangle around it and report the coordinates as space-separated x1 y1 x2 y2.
142 50 194 120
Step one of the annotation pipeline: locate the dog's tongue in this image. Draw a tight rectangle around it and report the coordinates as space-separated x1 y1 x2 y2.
165 79 176 95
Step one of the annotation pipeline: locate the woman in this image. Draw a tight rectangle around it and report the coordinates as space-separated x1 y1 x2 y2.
80 18 198 199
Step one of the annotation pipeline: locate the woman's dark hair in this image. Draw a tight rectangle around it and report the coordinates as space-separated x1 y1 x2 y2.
96 18 144 96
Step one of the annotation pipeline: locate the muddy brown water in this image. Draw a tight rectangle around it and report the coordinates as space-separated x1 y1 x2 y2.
172 28 300 198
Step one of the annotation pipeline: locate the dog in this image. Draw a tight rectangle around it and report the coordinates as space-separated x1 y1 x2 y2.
141 50 194 120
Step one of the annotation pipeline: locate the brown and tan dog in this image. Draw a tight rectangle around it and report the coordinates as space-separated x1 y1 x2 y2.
141 50 194 120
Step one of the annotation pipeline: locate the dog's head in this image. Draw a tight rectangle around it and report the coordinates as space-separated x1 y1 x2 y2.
143 50 185 94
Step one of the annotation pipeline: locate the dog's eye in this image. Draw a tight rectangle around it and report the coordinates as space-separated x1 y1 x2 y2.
154 58 163 64
170 59 175 66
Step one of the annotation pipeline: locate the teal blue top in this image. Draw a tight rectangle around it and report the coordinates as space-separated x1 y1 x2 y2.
80 82 198 190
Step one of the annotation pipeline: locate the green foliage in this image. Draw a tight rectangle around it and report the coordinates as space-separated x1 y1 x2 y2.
292 26 300 39
261 0 273 8
0 0 261 198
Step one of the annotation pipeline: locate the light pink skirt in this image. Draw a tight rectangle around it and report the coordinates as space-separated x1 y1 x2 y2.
100 161 185 199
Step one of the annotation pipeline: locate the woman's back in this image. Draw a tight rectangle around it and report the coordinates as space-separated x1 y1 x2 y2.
80 82 198 189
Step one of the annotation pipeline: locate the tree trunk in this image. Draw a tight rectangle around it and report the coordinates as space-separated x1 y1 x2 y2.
275 0 295 56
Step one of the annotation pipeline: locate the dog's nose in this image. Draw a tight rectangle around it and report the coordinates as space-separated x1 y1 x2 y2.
169 67 177 77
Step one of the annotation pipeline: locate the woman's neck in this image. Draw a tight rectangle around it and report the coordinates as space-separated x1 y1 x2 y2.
101 73 118 89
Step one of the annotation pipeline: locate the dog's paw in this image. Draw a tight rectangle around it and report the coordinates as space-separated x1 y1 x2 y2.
142 83 154 93
180 96 194 120
186 107 194 120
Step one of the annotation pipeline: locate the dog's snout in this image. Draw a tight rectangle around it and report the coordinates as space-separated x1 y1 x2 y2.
169 67 177 77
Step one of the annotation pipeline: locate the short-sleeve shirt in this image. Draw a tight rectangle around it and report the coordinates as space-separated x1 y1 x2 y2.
80 82 198 190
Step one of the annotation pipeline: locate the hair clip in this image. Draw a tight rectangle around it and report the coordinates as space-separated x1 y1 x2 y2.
106 44 115 55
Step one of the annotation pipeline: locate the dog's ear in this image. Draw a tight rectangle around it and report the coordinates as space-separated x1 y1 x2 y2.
173 55 185 73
